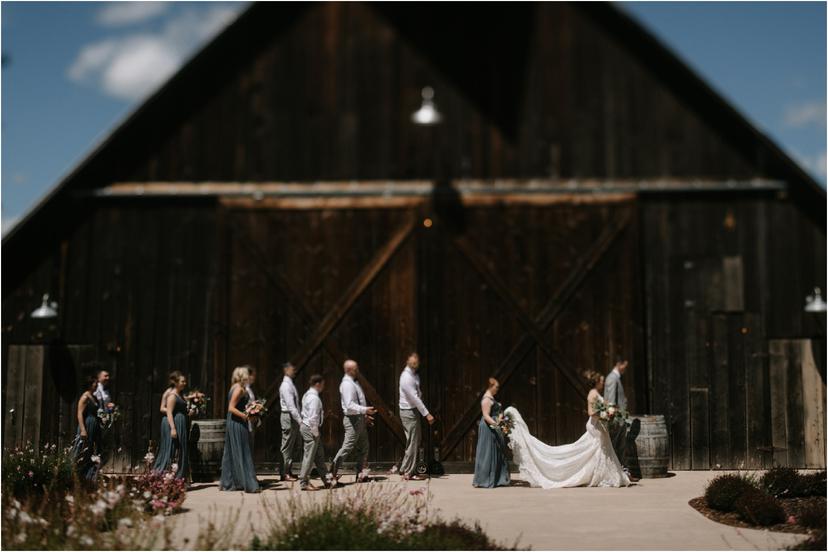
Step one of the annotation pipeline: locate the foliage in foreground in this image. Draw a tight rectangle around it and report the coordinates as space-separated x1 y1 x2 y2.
3 444 75 500
704 473 759 513
251 483 517 550
733 489 786 527
1 444 185 550
761 467 827 499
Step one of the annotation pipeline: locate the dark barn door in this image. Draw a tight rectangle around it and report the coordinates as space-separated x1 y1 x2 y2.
221 204 422 467
421 198 643 466
219 196 642 468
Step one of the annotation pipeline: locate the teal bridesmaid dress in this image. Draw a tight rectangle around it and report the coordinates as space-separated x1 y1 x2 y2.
220 386 260 492
472 397 511 488
153 394 190 479
72 394 101 481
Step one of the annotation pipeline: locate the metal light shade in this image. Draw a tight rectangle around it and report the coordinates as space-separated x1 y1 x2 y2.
805 287 827 313
31 293 58 319
411 86 443 125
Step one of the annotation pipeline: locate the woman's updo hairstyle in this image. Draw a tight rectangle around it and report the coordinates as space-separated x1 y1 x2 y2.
168 370 184 387
487 377 499 390
582 370 603 390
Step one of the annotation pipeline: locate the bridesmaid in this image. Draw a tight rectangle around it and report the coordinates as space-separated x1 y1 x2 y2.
220 366 260 493
72 374 102 482
153 371 189 479
472 377 510 488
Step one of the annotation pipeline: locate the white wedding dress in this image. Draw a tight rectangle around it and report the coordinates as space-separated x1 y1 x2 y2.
505 395 631 488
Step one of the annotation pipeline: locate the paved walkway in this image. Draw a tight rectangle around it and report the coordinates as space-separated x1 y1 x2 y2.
169 472 807 550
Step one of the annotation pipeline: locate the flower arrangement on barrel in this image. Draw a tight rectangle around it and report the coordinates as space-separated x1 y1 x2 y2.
184 389 210 418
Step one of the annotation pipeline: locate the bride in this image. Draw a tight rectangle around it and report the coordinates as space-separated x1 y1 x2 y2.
505 370 631 488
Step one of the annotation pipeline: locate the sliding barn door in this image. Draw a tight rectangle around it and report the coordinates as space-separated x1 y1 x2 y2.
221 205 421 465
421 199 642 465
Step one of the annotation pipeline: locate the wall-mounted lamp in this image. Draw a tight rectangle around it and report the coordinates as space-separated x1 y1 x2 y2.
804 287 827 313
30 293 58 319
411 86 443 126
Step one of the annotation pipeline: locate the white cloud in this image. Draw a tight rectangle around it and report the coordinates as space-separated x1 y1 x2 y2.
97 2 169 27
67 5 242 101
792 150 827 181
783 101 827 129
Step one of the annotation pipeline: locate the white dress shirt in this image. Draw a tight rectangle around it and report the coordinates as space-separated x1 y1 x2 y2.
301 387 324 437
279 376 302 423
399 366 429 416
94 385 111 406
339 374 369 415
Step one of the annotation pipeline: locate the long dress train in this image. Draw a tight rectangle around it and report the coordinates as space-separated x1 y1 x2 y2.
505 396 630 488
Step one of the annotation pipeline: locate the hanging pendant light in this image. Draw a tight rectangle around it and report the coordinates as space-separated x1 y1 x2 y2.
804 287 827 313
411 86 443 126
31 293 58 319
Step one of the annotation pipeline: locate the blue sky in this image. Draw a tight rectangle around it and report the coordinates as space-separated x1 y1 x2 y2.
2 1 826 234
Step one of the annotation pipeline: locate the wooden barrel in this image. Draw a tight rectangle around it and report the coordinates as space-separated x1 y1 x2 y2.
189 419 226 482
625 415 669 478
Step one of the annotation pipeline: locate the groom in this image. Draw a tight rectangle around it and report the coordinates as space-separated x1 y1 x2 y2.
604 360 638 482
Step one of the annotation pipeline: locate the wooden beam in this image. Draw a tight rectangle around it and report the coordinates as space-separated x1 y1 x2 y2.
439 208 632 459
93 178 785 198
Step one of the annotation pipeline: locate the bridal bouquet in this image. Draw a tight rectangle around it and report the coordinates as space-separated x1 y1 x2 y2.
184 390 210 418
245 398 268 427
497 412 515 437
593 400 628 428
97 404 121 430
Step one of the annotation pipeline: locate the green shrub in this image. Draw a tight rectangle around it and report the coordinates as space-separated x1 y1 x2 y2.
705 474 758 512
2 444 75 500
761 467 802 498
797 499 827 530
402 519 511 550
251 484 513 551
735 489 786 527
796 472 827 498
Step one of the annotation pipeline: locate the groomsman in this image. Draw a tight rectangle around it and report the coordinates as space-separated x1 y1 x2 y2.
331 359 376 483
604 360 639 482
93 368 114 410
298 374 332 491
279 362 302 481
93 367 115 466
398 353 434 480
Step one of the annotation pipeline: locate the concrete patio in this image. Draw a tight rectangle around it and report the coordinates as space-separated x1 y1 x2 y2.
170 472 808 550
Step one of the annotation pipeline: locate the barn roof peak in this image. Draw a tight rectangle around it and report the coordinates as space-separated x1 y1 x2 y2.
2 1 824 251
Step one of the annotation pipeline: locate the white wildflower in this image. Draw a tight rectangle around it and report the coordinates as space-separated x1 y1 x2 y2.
14 532 25 544
90 499 107 516
19 511 33 524
143 491 152 499
67 524 77 537
91 454 101 464
118 517 133 528
80 535 94 546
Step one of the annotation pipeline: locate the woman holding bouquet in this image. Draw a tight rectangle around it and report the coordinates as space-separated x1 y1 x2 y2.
472 377 510 488
154 371 190 479
220 366 260 493
72 374 102 482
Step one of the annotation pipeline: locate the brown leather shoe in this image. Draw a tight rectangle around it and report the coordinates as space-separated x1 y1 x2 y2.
282 474 298 482
300 483 320 491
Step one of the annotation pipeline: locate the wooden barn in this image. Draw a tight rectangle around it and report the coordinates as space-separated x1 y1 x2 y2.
3 1 826 472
